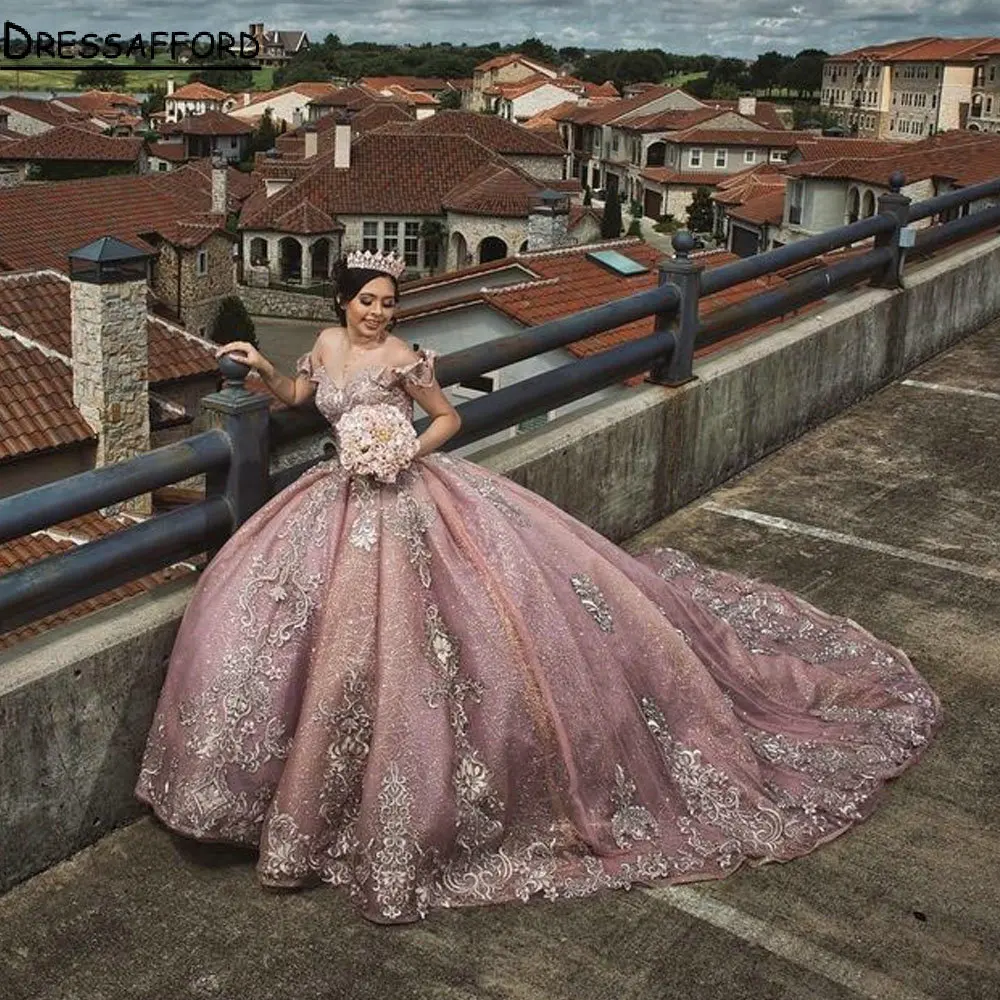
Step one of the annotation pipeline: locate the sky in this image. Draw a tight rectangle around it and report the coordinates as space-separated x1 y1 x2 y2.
3 1 996 60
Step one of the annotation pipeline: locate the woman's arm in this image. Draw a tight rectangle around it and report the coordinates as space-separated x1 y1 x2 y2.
215 339 319 408
410 380 462 457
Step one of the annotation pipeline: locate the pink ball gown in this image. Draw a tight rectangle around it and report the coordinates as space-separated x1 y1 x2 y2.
136 348 941 923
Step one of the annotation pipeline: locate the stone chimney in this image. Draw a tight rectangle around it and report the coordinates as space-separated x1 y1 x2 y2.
68 237 155 516
334 112 351 169
738 95 757 118
211 154 228 215
166 78 175 97
527 189 571 251
303 122 318 159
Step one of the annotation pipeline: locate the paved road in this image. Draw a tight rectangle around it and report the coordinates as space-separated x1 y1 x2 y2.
1 324 997 999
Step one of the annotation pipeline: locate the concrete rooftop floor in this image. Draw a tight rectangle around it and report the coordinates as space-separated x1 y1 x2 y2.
1 322 998 1000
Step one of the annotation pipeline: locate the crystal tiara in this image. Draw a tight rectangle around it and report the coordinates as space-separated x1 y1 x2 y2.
346 249 407 279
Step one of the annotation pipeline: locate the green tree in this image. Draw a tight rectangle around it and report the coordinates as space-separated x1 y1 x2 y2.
74 66 127 90
438 88 462 110
252 109 277 154
749 50 792 95
779 49 828 97
518 37 558 65
686 187 714 233
211 296 257 348
626 218 642 237
600 192 622 239
141 84 166 119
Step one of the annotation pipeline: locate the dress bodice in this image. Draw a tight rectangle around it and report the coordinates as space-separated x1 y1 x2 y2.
295 348 437 429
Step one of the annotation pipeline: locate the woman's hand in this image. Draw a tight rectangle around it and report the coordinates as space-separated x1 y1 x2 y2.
214 341 273 378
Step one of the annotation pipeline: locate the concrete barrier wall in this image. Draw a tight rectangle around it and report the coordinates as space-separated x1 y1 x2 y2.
2 234 999 893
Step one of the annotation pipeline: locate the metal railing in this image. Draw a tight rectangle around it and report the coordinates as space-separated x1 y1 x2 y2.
2 172 999 638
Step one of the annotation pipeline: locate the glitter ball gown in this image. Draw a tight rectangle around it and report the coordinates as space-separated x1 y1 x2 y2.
136 348 941 923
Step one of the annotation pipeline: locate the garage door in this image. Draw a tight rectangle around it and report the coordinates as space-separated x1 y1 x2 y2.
643 188 662 219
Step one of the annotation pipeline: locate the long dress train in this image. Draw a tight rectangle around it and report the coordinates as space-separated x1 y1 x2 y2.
136 348 941 923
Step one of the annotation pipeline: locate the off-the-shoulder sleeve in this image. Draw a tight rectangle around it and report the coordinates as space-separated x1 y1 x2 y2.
296 351 321 384
393 348 437 389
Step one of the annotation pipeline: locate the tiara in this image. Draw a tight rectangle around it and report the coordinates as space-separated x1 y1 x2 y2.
346 249 406 279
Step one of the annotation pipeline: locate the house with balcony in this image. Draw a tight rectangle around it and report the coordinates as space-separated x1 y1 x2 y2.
970 44 1000 133
821 37 1000 140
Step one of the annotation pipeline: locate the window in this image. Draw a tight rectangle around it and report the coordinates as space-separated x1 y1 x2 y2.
158 162 167 171
362 220 378 252
769 149 788 162
787 180 804 226
382 221 399 254
196 250 208 275
688 147 702 167
404 221 420 267
230 137 237 148
714 149 727 168
612 133 620 152
744 149 756 164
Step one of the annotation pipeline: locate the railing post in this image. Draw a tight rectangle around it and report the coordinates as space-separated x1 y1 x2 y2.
647 230 703 386
872 171 913 290
200 355 271 549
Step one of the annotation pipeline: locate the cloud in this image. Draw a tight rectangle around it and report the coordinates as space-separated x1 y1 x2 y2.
4 0 994 58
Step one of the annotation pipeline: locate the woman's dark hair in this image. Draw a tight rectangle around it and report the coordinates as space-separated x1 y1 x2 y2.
331 257 399 327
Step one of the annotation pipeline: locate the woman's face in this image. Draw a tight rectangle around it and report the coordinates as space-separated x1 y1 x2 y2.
344 276 397 339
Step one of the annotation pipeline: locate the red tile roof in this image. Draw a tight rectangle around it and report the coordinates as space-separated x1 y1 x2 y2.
374 109 565 156
554 86 679 126
57 89 140 113
621 108 726 132
148 140 188 162
791 137 907 161
361 76 450 93
711 163 787 206
271 200 343 234
0 96 92 128
663 127 807 148
0 164 245 272
474 53 560 76
640 168 731 187
242 131 545 226
0 125 144 163
161 110 253 136
442 161 549 217
170 81 230 101
487 75 583 100
728 189 787 227
701 100 787 131
383 85 440 106
785 129 1000 186
309 85 384 109
831 37 1000 63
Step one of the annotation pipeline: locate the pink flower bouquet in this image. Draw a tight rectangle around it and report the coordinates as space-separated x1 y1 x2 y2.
335 404 420 483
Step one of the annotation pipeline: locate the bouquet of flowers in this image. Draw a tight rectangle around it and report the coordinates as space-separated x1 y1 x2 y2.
335 404 420 483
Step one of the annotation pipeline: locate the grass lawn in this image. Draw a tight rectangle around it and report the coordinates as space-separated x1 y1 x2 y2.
663 71 708 87
0 58 278 93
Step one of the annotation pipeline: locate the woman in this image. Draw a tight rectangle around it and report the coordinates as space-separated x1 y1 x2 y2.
137 250 941 924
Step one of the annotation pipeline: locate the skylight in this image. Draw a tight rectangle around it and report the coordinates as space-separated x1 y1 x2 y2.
585 250 649 276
